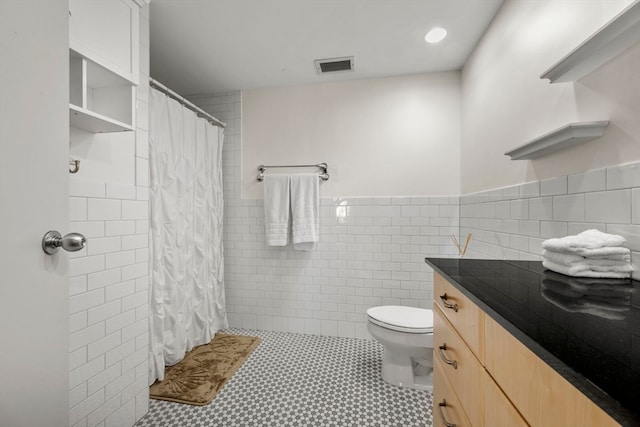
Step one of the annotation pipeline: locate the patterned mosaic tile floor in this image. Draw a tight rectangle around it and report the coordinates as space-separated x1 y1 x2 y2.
135 328 433 427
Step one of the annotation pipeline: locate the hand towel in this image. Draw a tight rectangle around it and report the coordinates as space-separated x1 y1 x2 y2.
542 259 632 278
263 174 290 246
290 173 319 251
542 229 626 252
541 249 631 266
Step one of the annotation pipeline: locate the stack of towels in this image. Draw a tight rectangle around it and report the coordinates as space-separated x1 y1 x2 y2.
541 229 633 278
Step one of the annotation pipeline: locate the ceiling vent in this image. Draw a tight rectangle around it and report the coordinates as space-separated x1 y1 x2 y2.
314 56 354 74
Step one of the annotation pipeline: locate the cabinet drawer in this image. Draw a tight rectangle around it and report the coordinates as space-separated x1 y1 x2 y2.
483 371 529 427
433 306 484 426
484 315 620 427
433 357 472 427
434 273 484 361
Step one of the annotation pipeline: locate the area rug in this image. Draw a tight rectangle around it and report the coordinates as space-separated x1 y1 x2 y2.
150 333 261 406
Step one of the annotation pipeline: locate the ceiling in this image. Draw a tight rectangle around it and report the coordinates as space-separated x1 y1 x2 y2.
150 0 504 96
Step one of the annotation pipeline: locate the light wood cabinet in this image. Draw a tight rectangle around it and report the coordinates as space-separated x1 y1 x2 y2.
433 272 621 427
484 315 619 427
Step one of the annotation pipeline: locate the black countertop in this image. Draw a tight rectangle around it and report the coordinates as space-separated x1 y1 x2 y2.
424 258 640 426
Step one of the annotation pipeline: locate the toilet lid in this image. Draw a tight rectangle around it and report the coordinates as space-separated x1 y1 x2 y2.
367 305 433 334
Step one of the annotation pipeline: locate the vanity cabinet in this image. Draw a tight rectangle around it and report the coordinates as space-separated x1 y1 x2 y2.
432 271 622 427
68 0 140 133
433 272 525 427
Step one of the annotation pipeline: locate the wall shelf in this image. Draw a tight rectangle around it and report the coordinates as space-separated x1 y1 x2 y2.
541 1 640 83
69 50 134 133
505 121 609 160
70 104 133 133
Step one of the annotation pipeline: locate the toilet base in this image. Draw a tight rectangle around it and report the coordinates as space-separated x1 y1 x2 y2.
381 349 434 391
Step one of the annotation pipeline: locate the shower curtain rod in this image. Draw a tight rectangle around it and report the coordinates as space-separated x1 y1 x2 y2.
149 78 226 128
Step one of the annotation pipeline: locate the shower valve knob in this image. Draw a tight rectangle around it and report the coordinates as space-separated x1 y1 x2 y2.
42 230 86 255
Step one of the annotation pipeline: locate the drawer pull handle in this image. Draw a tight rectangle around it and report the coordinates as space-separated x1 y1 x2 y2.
437 399 457 427
440 293 459 312
438 343 458 369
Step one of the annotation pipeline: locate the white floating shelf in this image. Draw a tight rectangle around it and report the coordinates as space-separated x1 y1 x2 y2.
541 1 640 83
505 121 609 160
70 104 134 133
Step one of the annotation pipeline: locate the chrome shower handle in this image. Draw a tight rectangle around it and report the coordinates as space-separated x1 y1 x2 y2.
42 230 86 255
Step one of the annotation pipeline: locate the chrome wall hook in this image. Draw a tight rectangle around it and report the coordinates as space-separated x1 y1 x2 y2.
69 159 80 174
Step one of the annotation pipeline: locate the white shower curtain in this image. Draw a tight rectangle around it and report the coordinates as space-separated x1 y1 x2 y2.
148 88 228 384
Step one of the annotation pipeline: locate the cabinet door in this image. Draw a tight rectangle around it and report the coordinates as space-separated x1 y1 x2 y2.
484 315 620 427
483 371 529 427
69 0 139 83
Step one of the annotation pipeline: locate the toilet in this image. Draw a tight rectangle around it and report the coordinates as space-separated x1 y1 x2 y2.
367 305 434 391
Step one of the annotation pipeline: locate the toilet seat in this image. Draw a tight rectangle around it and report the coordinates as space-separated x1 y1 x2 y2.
367 306 433 334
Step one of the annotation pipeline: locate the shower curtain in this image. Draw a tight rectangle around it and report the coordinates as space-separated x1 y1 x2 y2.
148 88 228 384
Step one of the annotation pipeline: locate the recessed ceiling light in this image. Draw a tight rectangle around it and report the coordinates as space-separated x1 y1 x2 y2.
424 27 447 44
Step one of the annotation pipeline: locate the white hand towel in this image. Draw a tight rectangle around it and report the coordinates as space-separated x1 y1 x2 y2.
542 259 632 278
541 249 631 266
542 229 626 252
263 174 290 246
290 173 319 251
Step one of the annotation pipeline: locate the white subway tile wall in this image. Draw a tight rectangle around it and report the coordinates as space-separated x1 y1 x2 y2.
461 161 640 280
190 92 460 340
223 196 459 338
68 6 150 427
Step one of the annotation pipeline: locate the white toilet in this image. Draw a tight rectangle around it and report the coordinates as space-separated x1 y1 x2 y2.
367 305 434 391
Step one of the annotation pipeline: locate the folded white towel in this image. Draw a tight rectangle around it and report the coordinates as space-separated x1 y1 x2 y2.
550 245 631 258
290 173 319 251
542 229 626 252
263 174 290 246
542 259 632 278
541 249 631 266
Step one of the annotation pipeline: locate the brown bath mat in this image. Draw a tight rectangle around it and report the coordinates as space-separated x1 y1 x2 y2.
150 333 261 406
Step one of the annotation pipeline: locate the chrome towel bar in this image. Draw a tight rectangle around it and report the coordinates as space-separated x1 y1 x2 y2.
257 163 329 182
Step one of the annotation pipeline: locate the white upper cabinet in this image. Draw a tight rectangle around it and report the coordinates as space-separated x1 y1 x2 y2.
69 0 140 84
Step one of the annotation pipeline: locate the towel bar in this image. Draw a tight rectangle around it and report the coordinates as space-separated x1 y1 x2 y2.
257 163 329 182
